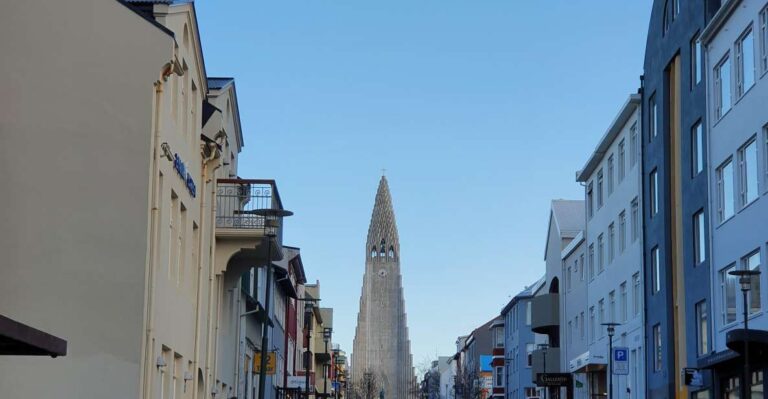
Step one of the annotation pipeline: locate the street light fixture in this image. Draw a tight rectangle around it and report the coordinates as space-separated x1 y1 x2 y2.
253 208 293 399
601 322 621 399
728 268 761 399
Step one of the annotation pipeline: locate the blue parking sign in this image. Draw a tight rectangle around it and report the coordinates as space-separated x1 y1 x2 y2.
613 347 629 375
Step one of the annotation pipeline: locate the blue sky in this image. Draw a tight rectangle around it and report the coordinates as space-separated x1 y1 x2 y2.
196 1 652 368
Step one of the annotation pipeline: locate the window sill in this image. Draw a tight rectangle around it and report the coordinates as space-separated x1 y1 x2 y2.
716 214 736 229
713 108 732 127
738 196 759 214
735 83 756 106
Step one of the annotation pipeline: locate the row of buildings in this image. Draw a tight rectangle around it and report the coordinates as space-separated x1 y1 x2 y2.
0 1 347 399
424 0 768 398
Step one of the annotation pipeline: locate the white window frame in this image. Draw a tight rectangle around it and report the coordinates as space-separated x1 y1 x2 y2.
631 198 639 242
714 53 731 119
692 32 702 86
630 122 638 167
693 209 706 265
717 158 735 223
761 5 768 74
632 272 641 316
652 246 661 294
607 154 614 195
650 170 659 217
696 300 709 357
619 211 627 253
735 27 755 98
738 137 758 208
649 94 658 140
692 120 704 177
618 139 626 182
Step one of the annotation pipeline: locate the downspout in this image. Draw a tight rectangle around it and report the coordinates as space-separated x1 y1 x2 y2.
208 156 222 396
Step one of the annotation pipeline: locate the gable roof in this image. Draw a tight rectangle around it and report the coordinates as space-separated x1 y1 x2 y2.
543 199 584 260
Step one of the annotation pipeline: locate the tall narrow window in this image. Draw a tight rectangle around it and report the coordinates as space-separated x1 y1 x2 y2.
587 182 594 219
692 32 702 86
653 324 662 371
649 94 658 140
607 155 615 196
692 121 704 176
609 291 616 322
736 28 755 98
598 299 605 337
178 203 186 285
693 210 706 265
715 54 731 119
589 306 596 342
696 301 709 356
620 282 627 322
589 244 595 279
633 273 641 316
743 251 762 314
652 246 661 294
722 264 737 324
169 191 178 279
598 234 605 273
580 311 585 339
619 211 627 253
761 6 768 73
566 266 572 291
608 223 615 264
717 159 735 222
630 122 639 166
631 198 639 242
650 169 659 217
597 170 604 208
580 254 585 281
739 138 758 207
618 140 626 182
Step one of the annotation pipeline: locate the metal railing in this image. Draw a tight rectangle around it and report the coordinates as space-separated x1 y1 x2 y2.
216 179 284 233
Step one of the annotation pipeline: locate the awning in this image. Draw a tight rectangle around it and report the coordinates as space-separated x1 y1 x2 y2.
0 314 67 357
726 328 768 354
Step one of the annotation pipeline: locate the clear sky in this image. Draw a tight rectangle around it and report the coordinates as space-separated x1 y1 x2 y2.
196 1 652 369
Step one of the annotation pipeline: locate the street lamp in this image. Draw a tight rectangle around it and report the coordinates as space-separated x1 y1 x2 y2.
728 268 761 399
601 322 620 399
254 208 293 399
323 328 333 399
303 300 318 399
537 343 549 399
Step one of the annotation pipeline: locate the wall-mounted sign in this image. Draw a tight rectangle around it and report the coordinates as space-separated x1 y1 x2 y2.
535 373 572 387
173 154 196 198
253 351 276 375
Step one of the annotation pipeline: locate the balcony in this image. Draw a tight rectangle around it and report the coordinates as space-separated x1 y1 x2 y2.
214 179 287 276
531 346 561 381
530 293 559 335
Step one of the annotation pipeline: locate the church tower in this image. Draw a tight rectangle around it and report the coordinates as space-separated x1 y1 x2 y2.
352 176 415 399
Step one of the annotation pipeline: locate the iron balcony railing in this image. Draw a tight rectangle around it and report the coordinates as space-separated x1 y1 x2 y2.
216 179 285 238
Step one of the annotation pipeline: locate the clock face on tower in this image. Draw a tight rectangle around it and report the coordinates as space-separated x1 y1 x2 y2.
377 269 387 278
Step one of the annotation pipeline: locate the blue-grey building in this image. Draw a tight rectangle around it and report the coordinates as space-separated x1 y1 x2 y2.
560 230 588 399
501 278 545 399
641 1 722 397
698 1 768 397
577 94 645 399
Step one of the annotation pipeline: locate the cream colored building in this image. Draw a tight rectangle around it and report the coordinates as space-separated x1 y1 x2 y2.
0 1 286 399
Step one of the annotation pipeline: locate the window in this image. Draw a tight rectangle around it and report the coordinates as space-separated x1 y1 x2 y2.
579 311 585 340
743 251 761 314
739 138 758 207
566 266 572 291
598 299 605 337
597 170 604 208
618 140 626 182
630 122 638 166
717 159 735 222
607 154 614 195
494 366 504 387
525 387 538 398
765 126 768 188
589 306 595 342
715 54 731 119
650 169 659 217
649 94 658 140
692 390 711 399
652 246 661 294
598 234 605 273
761 6 768 73
620 282 627 322
587 182 594 219
567 321 572 345
692 32 702 86
589 244 595 279
692 120 704 176
696 300 708 356
580 254 585 281
735 28 755 98
753 371 765 398
526 302 531 325
609 291 616 322
608 223 615 264
526 344 534 367
631 198 639 242
721 264 737 325
693 210 706 265
619 211 627 253
632 272 641 316
653 324 662 371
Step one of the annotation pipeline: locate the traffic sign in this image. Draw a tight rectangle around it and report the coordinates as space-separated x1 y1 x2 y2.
612 347 629 375
254 351 277 375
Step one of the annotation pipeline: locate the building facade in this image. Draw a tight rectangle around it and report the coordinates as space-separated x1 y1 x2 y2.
577 95 645 399
641 1 722 397
698 1 768 397
560 231 588 399
501 279 545 399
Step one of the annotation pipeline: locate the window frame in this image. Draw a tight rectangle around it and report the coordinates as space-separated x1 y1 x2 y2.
649 93 658 141
618 139 626 182
692 32 702 87
761 5 768 74
696 300 709 357
742 250 762 314
738 136 759 208
607 154 615 196
692 120 704 177
650 169 659 217
653 324 662 372
693 209 706 266
735 26 755 99
717 158 735 223
619 210 627 253
714 53 731 120
721 263 738 325
651 246 661 294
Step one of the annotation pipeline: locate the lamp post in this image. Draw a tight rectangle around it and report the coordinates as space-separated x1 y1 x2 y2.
255 208 293 399
537 343 549 399
601 322 620 399
323 328 333 399
300 299 319 399
728 269 761 399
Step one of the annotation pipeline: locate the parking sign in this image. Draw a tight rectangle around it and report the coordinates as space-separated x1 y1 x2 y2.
613 347 629 375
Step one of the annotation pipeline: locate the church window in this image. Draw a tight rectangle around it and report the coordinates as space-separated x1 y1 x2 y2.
379 240 386 257
371 247 377 258
388 246 395 259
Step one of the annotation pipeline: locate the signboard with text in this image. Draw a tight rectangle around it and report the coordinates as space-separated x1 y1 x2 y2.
536 373 572 387
253 352 277 375
612 347 629 375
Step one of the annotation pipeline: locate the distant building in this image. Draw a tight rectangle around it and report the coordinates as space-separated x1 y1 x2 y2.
501 279 545 399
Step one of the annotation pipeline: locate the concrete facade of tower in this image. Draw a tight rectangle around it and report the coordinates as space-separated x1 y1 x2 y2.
351 176 416 399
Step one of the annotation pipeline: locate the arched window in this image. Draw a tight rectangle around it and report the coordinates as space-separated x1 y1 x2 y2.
388 246 395 259
379 240 386 257
371 247 377 258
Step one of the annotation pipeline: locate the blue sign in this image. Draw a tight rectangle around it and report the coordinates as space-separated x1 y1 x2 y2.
173 154 196 198
612 347 629 375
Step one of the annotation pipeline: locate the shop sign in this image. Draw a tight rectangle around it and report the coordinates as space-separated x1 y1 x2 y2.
173 154 196 198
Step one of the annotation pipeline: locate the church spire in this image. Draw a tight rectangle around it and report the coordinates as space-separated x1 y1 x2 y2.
366 175 399 260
